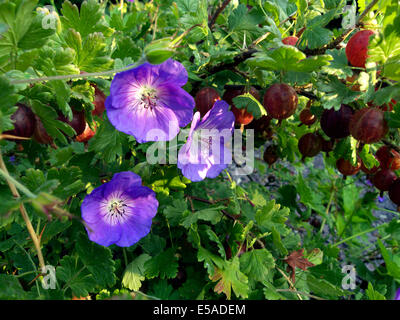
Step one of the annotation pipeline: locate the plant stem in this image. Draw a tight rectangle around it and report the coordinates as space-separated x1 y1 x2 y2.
0 149 45 271
333 222 389 247
9 62 144 85
0 167 37 199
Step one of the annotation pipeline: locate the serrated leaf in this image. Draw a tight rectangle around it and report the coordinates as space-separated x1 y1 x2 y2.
88 116 127 163
163 198 189 226
255 199 290 233
122 254 151 291
210 257 249 299
240 249 275 282
144 248 178 279
57 255 96 297
365 282 386 300
0 76 18 133
232 93 267 119
0 274 26 299
181 206 223 228
76 235 116 287
63 30 113 72
248 46 332 73
60 0 112 39
377 239 400 279
323 49 353 79
47 166 85 198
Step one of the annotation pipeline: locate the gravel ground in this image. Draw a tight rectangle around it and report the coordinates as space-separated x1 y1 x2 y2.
228 147 398 276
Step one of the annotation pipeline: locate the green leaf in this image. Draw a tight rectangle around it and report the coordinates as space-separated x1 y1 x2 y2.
323 49 354 79
316 76 360 109
181 206 223 228
0 274 26 299
88 116 128 163
365 282 386 300
240 249 275 282
60 0 112 39
63 29 113 72
122 254 151 291
76 235 116 287
307 274 347 298
57 255 96 297
247 46 332 73
30 99 74 144
47 166 85 199
163 198 189 226
377 239 400 279
386 103 400 128
144 248 178 279
232 93 267 119
210 257 249 299
301 27 333 49
263 280 285 300
0 76 18 133
305 248 323 266
0 0 54 68
255 199 290 233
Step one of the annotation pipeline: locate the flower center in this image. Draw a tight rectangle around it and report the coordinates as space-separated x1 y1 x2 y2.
108 199 127 216
139 86 158 110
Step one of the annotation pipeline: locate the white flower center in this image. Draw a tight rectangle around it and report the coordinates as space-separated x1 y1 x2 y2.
101 194 133 226
138 86 158 110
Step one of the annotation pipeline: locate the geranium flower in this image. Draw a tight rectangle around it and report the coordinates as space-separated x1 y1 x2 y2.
177 100 235 182
105 59 195 143
81 171 158 247
395 288 400 300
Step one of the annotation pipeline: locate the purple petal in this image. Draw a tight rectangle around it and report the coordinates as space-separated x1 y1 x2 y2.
116 186 158 247
158 84 195 127
395 288 400 300
155 59 188 87
198 100 235 132
178 161 209 182
102 171 142 198
107 97 180 143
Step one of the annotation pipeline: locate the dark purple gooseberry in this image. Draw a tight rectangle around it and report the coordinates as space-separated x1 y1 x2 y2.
58 110 86 136
389 179 400 207
263 83 298 120
320 104 353 139
263 145 279 167
371 169 397 192
299 108 316 126
349 107 388 144
298 132 323 159
195 87 220 117
376 146 400 171
321 139 334 154
336 158 361 176
33 116 53 145
4 103 36 139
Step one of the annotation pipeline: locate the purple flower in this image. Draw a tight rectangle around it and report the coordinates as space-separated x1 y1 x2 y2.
177 100 235 182
105 59 195 143
81 171 158 247
378 195 385 203
395 288 400 300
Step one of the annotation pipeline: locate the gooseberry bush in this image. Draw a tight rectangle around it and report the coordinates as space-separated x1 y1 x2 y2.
0 0 400 301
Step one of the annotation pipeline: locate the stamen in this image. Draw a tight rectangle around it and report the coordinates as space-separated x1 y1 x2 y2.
139 86 158 110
